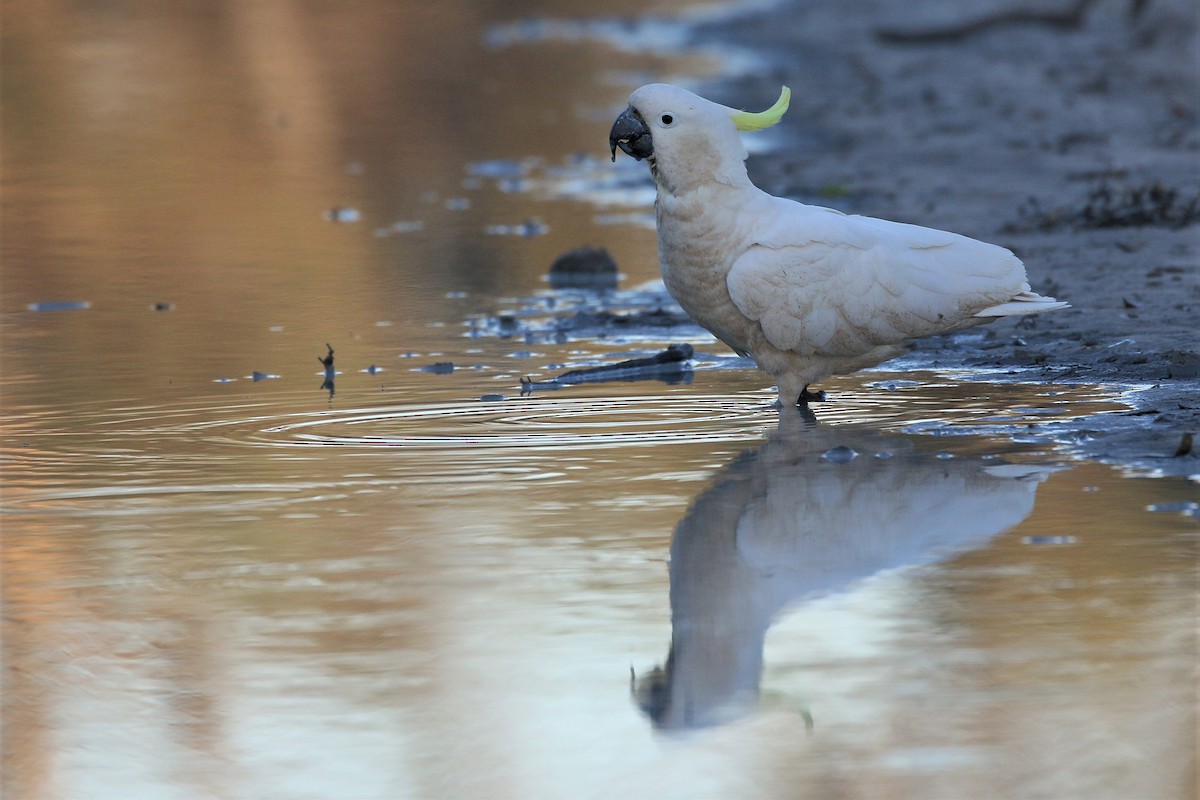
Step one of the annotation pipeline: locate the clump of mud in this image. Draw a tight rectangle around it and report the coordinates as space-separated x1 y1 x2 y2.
1007 182 1200 232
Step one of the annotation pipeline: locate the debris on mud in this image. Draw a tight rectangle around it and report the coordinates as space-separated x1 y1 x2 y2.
874 0 1111 45
1006 183 1200 233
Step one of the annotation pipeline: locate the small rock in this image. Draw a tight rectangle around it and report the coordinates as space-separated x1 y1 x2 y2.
497 315 519 337
419 362 455 374
821 445 858 463
548 246 619 290
324 207 360 223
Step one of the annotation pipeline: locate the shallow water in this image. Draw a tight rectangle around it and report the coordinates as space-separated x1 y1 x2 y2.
2 3 1197 799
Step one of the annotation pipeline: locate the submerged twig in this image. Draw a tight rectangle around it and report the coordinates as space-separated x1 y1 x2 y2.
521 344 694 393
318 343 335 369
319 343 336 399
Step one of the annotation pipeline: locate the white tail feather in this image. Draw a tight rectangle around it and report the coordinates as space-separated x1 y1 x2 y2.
974 291 1069 318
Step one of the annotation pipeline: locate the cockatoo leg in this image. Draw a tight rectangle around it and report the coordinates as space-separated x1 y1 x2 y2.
798 386 827 404
777 374 827 407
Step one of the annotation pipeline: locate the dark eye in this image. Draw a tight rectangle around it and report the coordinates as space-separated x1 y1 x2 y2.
660 114 675 126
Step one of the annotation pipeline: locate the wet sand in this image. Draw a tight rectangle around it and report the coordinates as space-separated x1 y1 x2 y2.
681 0 1199 474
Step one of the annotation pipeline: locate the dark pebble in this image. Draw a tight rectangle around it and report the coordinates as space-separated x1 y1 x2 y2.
821 445 858 463
420 362 455 374
548 246 619 291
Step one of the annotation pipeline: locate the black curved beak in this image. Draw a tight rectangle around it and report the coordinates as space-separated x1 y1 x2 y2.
609 108 653 162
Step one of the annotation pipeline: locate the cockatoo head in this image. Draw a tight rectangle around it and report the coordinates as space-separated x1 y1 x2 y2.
609 84 790 189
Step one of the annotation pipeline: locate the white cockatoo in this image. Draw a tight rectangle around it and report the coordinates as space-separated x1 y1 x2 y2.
609 84 1068 405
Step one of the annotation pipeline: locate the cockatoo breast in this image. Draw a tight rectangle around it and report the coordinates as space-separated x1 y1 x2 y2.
655 183 763 356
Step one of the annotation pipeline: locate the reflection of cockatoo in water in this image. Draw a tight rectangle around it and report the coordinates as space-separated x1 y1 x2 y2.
633 414 1056 729
610 84 1067 405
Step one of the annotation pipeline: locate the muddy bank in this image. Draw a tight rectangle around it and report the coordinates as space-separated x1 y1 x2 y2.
682 0 1199 474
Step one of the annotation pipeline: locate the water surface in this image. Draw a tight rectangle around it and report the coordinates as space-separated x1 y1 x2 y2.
3 3 1196 799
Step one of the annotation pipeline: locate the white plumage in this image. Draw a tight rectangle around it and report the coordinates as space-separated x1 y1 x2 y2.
609 83 1067 404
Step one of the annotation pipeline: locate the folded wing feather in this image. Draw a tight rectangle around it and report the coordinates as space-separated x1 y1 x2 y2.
727 199 1035 357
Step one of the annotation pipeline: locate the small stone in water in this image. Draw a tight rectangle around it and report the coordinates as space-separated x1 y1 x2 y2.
548 246 618 290
480 394 506 402
497 316 519 337
419 362 455 374
324 206 360 223
1146 501 1199 516
1023 536 1077 545
27 300 91 312
467 159 528 178
485 218 548 237
821 445 858 463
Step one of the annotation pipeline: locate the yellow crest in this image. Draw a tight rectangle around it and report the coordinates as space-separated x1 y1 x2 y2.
729 86 791 132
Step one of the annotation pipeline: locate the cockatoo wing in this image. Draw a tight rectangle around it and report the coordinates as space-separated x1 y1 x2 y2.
727 200 1029 357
